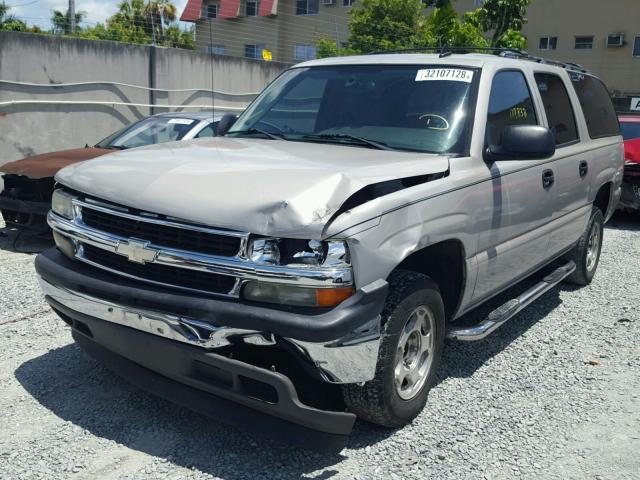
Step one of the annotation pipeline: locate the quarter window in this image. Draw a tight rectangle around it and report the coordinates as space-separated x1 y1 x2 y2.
534 73 579 145
575 36 594 49
486 71 538 146
539 36 557 50
570 74 620 139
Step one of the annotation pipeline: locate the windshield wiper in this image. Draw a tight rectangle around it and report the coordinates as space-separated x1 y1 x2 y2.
229 128 285 140
301 133 395 151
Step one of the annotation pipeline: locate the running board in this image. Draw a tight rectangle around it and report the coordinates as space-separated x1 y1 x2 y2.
446 261 576 341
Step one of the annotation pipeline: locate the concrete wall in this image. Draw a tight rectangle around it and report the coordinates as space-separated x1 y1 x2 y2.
0 31 289 163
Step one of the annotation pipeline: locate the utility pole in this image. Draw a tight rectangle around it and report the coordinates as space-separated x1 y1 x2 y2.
69 0 76 34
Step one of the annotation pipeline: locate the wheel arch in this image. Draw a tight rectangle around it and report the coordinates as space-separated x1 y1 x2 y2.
593 181 612 219
391 239 467 322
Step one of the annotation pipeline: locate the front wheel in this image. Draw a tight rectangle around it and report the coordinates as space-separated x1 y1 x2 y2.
565 206 604 286
341 270 445 427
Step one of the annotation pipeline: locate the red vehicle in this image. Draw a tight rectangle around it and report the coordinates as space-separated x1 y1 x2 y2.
619 115 640 211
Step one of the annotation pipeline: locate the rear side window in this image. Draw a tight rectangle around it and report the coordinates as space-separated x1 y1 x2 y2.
570 74 620 139
534 73 579 145
486 70 537 145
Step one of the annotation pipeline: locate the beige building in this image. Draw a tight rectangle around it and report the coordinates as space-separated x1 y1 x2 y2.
180 0 353 64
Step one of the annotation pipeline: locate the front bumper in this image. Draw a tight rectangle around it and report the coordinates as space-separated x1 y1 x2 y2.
52 298 355 451
35 247 388 446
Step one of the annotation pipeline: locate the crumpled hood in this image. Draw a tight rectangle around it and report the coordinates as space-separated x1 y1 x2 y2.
0 148 112 179
56 137 449 237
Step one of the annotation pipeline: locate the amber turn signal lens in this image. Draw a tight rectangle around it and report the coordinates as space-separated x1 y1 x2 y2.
315 287 355 307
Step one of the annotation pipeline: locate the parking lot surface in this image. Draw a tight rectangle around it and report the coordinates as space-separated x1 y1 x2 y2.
0 215 638 480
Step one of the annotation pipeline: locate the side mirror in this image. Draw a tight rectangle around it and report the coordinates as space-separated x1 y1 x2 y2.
217 113 238 136
485 125 555 162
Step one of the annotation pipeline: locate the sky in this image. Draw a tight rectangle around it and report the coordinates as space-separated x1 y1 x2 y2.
6 0 189 29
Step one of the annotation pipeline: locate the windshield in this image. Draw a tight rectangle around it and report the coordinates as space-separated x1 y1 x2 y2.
229 65 477 154
96 117 199 149
620 121 640 141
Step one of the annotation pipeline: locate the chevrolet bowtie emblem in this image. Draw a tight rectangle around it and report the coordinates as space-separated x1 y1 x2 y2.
115 239 159 264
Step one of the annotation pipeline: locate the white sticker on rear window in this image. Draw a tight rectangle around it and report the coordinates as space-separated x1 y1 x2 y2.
167 118 196 125
415 68 474 83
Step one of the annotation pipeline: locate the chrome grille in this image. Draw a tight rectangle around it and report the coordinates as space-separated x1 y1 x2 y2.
69 196 249 297
81 204 241 257
82 244 237 295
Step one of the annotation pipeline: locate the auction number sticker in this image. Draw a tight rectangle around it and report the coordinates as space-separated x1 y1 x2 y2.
167 119 196 125
415 68 474 83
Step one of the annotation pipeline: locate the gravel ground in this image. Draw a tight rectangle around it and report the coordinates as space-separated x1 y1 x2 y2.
0 214 638 480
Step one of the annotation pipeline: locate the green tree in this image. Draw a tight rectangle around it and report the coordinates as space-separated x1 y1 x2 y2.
51 9 86 34
79 0 193 49
347 0 433 53
427 0 487 48
317 0 488 58
0 1 28 32
464 0 530 48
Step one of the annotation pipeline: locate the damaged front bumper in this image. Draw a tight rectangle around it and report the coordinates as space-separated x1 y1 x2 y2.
0 174 54 229
35 247 388 446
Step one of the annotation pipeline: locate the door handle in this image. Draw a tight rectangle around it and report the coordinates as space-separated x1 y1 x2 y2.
579 160 589 178
542 169 554 189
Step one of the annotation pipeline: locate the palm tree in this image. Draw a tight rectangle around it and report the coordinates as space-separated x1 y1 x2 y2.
51 9 86 34
144 0 177 43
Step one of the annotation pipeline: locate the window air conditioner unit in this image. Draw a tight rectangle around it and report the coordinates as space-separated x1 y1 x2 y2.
322 0 336 5
607 33 625 47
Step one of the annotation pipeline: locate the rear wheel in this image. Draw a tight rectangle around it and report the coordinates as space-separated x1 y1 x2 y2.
341 270 445 427
565 206 604 286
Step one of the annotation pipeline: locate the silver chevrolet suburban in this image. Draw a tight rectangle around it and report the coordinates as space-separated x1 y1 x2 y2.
36 52 624 450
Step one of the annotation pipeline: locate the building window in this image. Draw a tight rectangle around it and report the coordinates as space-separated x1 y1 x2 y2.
421 0 436 6
206 3 219 18
245 44 265 59
343 0 354 6
633 36 640 57
474 0 483 5
294 44 317 61
246 1 259 16
539 36 557 50
575 36 594 49
207 44 225 55
296 0 319 15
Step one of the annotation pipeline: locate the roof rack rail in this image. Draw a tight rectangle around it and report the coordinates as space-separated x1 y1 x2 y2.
365 46 591 74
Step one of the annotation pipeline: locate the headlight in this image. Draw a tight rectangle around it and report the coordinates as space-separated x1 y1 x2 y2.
51 189 76 219
244 238 353 306
247 238 350 267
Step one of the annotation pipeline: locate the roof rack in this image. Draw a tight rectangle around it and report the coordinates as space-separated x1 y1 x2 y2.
365 46 590 74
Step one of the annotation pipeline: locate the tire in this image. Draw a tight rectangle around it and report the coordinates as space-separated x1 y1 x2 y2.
565 206 604 286
341 270 445 427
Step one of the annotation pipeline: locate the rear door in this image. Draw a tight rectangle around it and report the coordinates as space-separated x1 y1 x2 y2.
532 71 588 254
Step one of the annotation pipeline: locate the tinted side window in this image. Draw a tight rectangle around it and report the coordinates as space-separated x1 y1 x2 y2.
570 74 620 138
534 73 579 145
487 71 538 145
